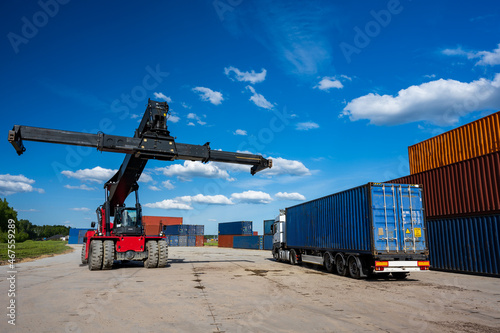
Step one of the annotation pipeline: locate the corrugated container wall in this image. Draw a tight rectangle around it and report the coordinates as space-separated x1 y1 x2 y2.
195 235 204 247
263 235 273 250
164 225 188 236
68 228 89 244
408 111 500 174
218 221 252 235
233 236 263 250
218 235 235 248
196 225 204 236
387 151 500 219
178 235 188 247
286 183 427 256
264 219 274 235
187 236 196 247
427 215 500 276
169 235 179 247
142 216 183 226
144 224 162 236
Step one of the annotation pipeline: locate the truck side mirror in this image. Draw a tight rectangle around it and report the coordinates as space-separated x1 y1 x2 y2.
91 222 96 228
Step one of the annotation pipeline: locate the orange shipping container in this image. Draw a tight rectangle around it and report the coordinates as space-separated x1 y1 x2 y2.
196 235 204 247
142 216 183 226
218 235 235 248
144 224 161 236
408 111 500 174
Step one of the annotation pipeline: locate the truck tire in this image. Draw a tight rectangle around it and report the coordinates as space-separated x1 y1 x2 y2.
157 239 168 268
144 241 159 268
81 243 88 265
324 252 335 273
272 247 280 261
289 249 298 265
88 240 103 271
102 240 115 270
335 253 348 276
348 256 361 279
392 272 408 280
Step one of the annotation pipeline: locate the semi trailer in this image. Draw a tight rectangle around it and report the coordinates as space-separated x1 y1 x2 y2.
272 183 430 279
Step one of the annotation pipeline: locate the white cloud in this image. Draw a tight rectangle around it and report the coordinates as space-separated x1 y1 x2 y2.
181 102 191 109
187 113 196 119
130 114 141 119
296 122 319 130
178 194 234 205
192 87 223 105
148 185 161 191
64 184 97 191
154 92 172 102
162 180 175 190
315 77 343 91
424 74 436 79
70 207 90 212
234 129 247 136
342 74 500 126
144 200 193 210
186 113 207 126
187 122 195 126
231 190 273 204
61 166 117 183
260 157 311 177
0 174 44 196
246 86 274 109
138 173 153 183
224 66 267 84
169 115 180 123
156 161 234 181
16 208 38 212
443 44 500 66
275 192 306 201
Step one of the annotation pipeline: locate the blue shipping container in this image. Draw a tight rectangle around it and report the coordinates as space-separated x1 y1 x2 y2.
169 235 179 247
187 236 196 247
233 236 263 250
178 235 188 247
263 235 273 250
218 221 252 235
68 228 90 244
187 225 197 235
196 225 205 236
165 225 188 236
264 220 274 235
286 183 427 255
427 215 500 276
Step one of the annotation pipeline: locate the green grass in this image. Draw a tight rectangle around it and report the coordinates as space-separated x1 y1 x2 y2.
0 240 72 263
204 241 218 246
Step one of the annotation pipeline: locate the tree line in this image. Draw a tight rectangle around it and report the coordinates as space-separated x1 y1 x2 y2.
0 198 70 242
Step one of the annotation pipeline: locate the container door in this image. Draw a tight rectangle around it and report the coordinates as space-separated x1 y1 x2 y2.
396 185 426 253
372 184 401 253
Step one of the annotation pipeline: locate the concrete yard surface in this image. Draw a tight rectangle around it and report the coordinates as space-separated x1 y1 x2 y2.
1 246 499 332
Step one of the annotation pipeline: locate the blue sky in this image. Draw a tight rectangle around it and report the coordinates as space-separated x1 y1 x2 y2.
1 0 499 234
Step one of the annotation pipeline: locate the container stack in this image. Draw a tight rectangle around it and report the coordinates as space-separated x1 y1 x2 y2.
164 224 205 247
263 219 274 250
142 216 182 236
217 221 252 248
387 111 500 276
233 235 263 250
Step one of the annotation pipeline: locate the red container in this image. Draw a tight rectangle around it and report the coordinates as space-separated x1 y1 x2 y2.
253 231 258 236
144 224 161 236
218 235 235 248
387 151 500 219
195 235 204 247
143 216 183 226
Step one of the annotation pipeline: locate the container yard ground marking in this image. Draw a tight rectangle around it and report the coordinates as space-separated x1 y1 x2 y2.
192 264 223 333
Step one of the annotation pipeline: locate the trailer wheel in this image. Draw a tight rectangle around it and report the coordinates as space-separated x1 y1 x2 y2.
81 243 88 265
102 240 115 270
144 241 159 268
289 249 298 265
157 239 168 268
392 272 408 280
335 253 348 276
88 240 103 271
348 256 361 279
324 252 335 273
272 248 280 261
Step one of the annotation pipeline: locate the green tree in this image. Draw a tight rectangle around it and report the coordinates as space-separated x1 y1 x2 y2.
0 198 18 232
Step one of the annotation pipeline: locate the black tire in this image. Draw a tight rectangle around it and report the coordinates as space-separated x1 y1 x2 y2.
144 241 159 268
289 249 298 265
81 243 88 265
157 239 168 268
348 256 361 279
272 247 280 261
324 252 335 273
102 240 115 270
392 272 408 280
335 253 348 276
88 240 103 271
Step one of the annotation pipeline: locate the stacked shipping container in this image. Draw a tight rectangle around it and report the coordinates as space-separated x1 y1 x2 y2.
388 111 500 276
218 221 253 248
164 224 205 247
143 216 182 236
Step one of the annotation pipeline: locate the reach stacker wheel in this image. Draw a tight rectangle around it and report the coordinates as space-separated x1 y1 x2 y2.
81 243 88 265
157 239 168 268
144 241 159 268
102 240 115 270
88 240 103 271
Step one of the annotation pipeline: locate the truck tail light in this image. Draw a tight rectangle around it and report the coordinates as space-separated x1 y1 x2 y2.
420 266 429 270
375 261 389 267
375 267 385 271
417 261 430 267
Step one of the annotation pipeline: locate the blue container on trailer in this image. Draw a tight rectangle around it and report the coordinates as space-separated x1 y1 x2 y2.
285 183 427 256
178 235 188 246
187 236 196 247
218 221 252 235
68 228 90 244
233 236 263 250
427 215 500 276
165 225 188 236
195 225 205 236
263 235 273 250
263 220 274 235
169 235 179 247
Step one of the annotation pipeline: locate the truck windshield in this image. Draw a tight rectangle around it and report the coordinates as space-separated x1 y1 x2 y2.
121 209 138 227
